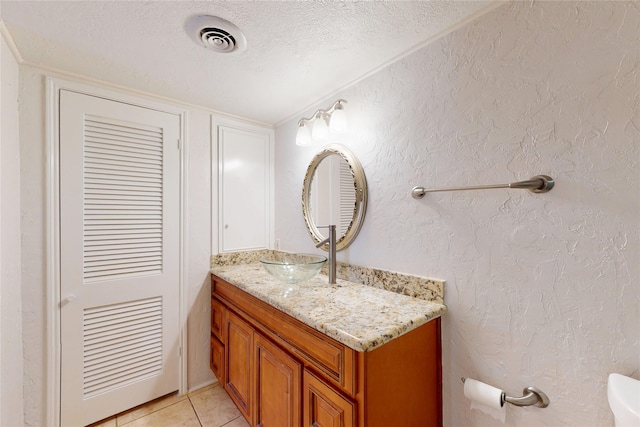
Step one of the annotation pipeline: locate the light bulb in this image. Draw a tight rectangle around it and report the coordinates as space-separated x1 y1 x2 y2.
311 115 329 141
329 107 347 134
295 123 312 146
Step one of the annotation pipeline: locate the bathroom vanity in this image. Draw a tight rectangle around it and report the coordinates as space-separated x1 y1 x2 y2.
209 263 446 427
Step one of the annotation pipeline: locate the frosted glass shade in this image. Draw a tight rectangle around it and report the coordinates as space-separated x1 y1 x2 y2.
329 108 348 134
311 117 329 141
295 123 312 146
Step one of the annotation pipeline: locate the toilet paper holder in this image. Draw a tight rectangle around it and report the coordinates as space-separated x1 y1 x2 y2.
461 378 550 408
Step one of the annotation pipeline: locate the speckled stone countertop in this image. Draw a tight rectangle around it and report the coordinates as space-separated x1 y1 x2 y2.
211 250 445 304
210 262 447 352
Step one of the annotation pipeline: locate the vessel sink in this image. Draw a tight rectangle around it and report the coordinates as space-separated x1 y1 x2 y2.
260 253 327 284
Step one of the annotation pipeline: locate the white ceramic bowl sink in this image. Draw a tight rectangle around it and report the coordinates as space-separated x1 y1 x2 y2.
608 373 640 427
260 253 327 284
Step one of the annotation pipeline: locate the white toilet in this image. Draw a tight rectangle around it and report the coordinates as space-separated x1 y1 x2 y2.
608 373 640 427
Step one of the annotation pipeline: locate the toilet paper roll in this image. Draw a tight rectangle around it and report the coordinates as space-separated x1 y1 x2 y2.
463 378 506 422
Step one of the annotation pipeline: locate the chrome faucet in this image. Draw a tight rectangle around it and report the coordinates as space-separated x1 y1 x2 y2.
315 225 336 284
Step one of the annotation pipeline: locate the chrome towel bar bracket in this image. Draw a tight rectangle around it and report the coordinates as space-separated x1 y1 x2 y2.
411 175 554 199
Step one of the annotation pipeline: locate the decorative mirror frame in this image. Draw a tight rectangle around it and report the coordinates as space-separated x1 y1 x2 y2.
302 144 368 251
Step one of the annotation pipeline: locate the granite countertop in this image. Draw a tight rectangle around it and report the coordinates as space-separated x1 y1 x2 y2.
211 263 447 352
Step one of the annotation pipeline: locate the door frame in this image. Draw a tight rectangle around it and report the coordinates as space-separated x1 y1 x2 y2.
45 77 189 426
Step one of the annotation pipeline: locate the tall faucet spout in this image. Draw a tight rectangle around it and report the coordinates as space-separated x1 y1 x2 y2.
315 225 336 284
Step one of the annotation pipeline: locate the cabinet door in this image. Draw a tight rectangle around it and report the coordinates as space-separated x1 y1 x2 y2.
216 119 273 253
225 310 254 424
303 370 355 427
210 335 224 382
255 334 302 427
211 298 225 342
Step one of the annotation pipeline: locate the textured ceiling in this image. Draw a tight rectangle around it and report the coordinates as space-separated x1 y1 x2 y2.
1 1 497 124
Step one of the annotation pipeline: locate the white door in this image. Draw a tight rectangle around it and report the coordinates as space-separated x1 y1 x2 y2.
59 90 181 426
218 124 271 252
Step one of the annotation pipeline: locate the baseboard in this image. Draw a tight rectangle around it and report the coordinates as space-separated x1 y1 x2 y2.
187 378 219 394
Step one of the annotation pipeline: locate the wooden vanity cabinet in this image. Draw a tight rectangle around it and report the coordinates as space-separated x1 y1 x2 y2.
211 298 225 341
211 274 442 427
210 335 224 382
225 310 254 422
304 369 355 427
255 333 302 427
210 298 226 382
222 305 303 426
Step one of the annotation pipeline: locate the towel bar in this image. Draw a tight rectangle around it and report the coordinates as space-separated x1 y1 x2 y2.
412 175 554 199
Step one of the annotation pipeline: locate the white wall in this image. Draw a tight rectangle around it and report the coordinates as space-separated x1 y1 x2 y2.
185 108 215 392
0 20 25 427
19 66 47 427
275 2 639 426
18 67 216 426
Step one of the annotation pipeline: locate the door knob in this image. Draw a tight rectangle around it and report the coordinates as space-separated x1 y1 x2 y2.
61 294 76 307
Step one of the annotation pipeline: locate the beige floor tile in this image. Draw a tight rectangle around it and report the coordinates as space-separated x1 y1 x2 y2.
190 383 243 427
117 391 188 426
118 399 200 427
87 416 117 427
220 416 250 427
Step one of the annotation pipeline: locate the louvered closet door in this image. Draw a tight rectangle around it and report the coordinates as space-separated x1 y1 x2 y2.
59 90 180 427
338 159 356 236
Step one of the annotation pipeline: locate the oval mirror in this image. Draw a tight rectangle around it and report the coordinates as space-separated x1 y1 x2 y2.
302 144 367 251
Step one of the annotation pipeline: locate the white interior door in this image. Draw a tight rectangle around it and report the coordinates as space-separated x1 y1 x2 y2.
59 90 181 426
218 125 271 252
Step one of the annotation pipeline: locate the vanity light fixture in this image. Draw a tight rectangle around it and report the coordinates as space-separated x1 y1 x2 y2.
295 99 348 146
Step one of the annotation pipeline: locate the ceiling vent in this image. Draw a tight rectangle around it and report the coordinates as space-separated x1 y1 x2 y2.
186 15 247 54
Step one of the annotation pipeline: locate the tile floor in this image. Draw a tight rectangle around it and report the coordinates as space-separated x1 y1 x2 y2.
88 383 249 427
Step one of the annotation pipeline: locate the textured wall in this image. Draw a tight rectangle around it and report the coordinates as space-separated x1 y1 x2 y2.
1 25 25 427
275 2 639 426
19 66 46 427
